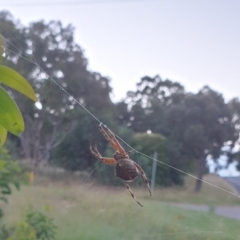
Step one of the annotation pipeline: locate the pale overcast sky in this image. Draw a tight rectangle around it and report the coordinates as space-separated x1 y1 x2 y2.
1 0 240 102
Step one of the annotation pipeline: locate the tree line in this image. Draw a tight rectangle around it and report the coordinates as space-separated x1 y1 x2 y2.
1 11 240 192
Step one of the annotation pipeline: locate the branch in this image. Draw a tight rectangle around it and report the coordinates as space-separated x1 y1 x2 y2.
40 121 77 161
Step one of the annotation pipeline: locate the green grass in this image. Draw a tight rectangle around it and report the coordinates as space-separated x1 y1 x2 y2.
31 166 240 205
3 173 240 240
152 174 240 205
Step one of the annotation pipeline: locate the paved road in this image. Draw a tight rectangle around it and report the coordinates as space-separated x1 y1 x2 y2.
170 203 240 221
168 177 240 221
223 177 240 194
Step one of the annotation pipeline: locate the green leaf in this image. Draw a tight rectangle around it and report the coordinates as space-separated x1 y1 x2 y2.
0 85 24 135
0 125 7 146
0 34 5 57
0 65 37 102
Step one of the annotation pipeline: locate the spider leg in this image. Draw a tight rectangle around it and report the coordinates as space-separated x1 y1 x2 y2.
134 162 152 196
125 182 143 207
127 149 135 155
90 141 116 165
99 123 126 155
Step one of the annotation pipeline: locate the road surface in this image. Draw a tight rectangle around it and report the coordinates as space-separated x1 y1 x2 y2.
169 203 240 221
170 203 240 221
168 177 240 221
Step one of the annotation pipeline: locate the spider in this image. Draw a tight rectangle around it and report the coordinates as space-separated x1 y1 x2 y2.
90 123 151 207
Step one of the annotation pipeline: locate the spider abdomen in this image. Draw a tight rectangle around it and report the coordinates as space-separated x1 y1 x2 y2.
115 159 138 181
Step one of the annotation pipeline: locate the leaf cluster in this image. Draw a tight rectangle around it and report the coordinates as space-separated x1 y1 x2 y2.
0 159 27 204
1 206 56 240
0 33 36 146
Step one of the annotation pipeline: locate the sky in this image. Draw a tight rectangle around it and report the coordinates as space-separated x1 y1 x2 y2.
208 157 240 177
1 0 240 102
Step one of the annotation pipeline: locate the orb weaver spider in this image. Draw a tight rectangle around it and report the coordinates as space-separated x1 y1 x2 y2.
90 123 151 207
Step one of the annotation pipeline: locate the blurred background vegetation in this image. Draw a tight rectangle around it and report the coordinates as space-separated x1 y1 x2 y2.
1 10 240 240
0 10 240 190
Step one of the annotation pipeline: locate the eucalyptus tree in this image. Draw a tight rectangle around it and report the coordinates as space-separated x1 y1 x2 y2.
0 11 114 167
120 75 237 191
166 86 236 191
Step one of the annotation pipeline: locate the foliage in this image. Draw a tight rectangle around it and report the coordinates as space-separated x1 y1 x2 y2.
0 159 27 204
0 206 56 240
132 132 174 186
0 32 36 146
24 206 56 240
52 110 100 171
120 76 238 191
0 146 10 160
0 159 28 239
0 11 114 166
7 222 36 240
166 87 236 191
226 98 240 170
0 14 56 240
1 11 240 192
0 225 10 240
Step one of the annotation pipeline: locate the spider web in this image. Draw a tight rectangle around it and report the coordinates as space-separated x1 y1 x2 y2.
1 21 240 240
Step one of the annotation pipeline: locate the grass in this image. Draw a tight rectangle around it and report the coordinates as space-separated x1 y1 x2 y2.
32 166 240 205
152 174 240 205
3 172 240 240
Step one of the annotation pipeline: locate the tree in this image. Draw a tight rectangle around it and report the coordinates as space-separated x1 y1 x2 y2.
0 11 115 167
123 75 185 134
120 75 238 191
131 132 177 186
224 98 240 171
117 75 187 185
165 86 237 191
